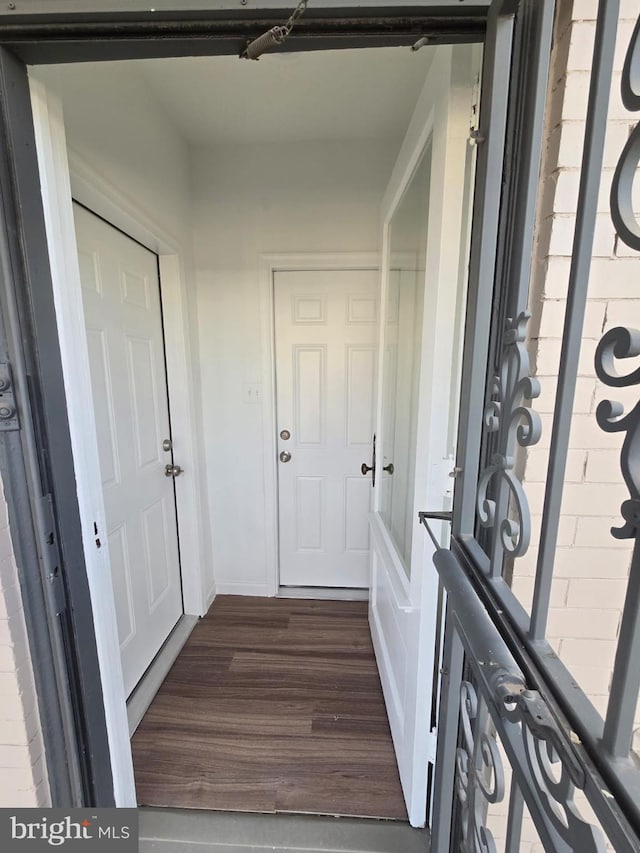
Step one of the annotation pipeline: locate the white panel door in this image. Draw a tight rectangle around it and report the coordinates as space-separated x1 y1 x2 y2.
74 204 183 697
274 269 378 589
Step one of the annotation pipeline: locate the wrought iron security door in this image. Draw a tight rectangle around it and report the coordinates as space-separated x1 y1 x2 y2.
427 0 640 850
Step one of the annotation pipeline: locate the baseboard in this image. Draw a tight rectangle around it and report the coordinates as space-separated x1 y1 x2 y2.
278 586 369 601
205 583 216 612
210 583 369 601
214 582 273 597
127 614 198 735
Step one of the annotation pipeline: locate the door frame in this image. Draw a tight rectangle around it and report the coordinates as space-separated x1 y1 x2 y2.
31 78 211 617
368 44 479 827
0 1 491 811
29 76 213 805
259 252 379 598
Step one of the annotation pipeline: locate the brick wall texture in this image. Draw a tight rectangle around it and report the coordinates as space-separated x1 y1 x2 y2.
518 0 640 733
0 483 50 807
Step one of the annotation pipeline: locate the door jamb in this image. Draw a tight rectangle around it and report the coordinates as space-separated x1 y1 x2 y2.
29 75 211 805
259 252 379 598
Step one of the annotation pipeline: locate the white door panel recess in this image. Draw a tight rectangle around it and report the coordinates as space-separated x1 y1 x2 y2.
74 204 183 697
274 269 378 589
369 45 479 827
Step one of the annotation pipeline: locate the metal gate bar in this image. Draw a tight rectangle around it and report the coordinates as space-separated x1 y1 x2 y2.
430 526 640 851
431 539 607 852
530 0 620 641
451 0 516 538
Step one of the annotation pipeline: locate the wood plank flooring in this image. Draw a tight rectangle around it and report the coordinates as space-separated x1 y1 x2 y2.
131 596 407 821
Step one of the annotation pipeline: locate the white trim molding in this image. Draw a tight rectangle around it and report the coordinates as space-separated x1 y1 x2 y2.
28 72 213 806
258 252 379 598
29 73 137 808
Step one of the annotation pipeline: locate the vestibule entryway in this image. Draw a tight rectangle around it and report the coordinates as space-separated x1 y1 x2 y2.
28 35 479 831
5 3 638 848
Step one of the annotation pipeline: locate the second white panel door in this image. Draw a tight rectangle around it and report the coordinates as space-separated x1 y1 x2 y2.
274 269 378 589
74 204 183 697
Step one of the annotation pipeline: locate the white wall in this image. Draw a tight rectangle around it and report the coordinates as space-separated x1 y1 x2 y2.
192 140 396 593
47 63 192 246
36 62 215 607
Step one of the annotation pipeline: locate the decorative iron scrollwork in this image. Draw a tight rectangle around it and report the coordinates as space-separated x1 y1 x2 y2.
600 17 640 534
476 312 542 557
595 327 640 538
455 681 505 853
611 15 640 251
503 691 606 852
455 677 606 852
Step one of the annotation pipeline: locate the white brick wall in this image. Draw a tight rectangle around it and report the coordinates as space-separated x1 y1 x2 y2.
0 479 50 807
515 0 640 737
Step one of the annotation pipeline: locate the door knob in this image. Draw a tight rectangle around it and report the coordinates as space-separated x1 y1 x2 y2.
164 464 183 478
383 463 394 475
361 434 376 487
279 451 292 463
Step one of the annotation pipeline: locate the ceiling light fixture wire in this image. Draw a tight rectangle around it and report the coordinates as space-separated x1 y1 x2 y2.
241 0 309 60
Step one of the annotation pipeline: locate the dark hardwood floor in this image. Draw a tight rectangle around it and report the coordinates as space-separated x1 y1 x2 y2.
131 596 407 821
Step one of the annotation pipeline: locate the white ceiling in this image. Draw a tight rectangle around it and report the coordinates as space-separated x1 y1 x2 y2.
135 46 435 146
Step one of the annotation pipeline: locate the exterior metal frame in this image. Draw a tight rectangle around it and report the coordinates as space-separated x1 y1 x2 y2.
431 2 518 845
0 46 114 806
0 2 489 64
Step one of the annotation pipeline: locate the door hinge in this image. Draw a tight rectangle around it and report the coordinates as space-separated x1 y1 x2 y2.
0 362 20 431
469 71 482 145
40 494 66 616
516 690 585 789
427 727 437 764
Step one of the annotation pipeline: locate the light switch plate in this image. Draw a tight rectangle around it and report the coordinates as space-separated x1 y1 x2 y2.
245 383 263 404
